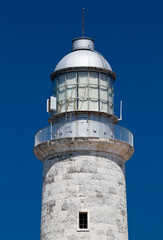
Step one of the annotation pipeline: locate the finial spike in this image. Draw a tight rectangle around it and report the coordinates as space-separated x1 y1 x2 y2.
82 8 84 37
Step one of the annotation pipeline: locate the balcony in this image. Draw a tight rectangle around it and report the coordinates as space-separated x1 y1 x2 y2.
34 121 133 147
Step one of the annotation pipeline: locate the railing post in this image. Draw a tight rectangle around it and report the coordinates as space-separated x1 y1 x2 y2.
120 127 122 141
50 122 52 140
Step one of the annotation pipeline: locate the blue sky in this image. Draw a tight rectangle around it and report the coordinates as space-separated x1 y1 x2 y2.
0 0 163 239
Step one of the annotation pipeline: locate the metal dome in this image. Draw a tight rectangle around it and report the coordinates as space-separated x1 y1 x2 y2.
54 38 112 72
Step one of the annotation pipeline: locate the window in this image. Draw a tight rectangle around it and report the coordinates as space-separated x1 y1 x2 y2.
79 212 88 229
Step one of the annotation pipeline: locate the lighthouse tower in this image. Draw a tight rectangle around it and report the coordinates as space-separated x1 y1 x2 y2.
34 37 134 240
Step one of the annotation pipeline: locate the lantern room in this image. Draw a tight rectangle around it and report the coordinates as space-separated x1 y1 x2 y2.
50 38 116 116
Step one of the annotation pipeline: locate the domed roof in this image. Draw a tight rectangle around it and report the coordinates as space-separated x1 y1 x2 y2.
54 38 112 72
55 50 112 71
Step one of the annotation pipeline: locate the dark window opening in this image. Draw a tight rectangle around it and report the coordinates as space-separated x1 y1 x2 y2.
79 212 88 229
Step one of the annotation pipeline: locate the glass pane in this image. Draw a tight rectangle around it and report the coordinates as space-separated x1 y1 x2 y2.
53 76 57 91
53 88 57 98
100 100 107 113
100 86 108 101
108 89 114 104
67 85 76 98
89 85 98 99
112 91 114 104
108 76 114 88
89 72 98 85
67 99 76 111
89 99 98 111
78 85 88 98
108 102 113 114
78 72 88 85
100 73 107 87
78 99 88 110
58 101 66 113
58 86 66 101
58 74 65 87
66 72 77 85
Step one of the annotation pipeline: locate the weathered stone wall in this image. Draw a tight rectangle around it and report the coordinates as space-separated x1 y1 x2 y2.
41 150 128 240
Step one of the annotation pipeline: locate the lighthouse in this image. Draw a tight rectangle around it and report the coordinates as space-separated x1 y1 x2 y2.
34 37 134 239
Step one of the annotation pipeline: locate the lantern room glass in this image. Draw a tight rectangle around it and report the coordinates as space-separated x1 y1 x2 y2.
53 71 114 114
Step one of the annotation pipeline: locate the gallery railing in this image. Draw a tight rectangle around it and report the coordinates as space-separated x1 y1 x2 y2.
34 121 133 147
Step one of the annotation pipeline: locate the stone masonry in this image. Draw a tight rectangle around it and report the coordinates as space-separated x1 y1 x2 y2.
34 138 134 240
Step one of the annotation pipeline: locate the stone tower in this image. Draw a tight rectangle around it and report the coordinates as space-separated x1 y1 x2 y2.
34 37 134 240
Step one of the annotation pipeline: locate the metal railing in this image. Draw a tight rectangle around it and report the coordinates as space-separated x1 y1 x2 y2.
34 121 133 147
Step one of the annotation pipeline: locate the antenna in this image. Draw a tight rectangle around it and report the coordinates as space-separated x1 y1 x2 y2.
82 8 84 37
118 100 123 121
